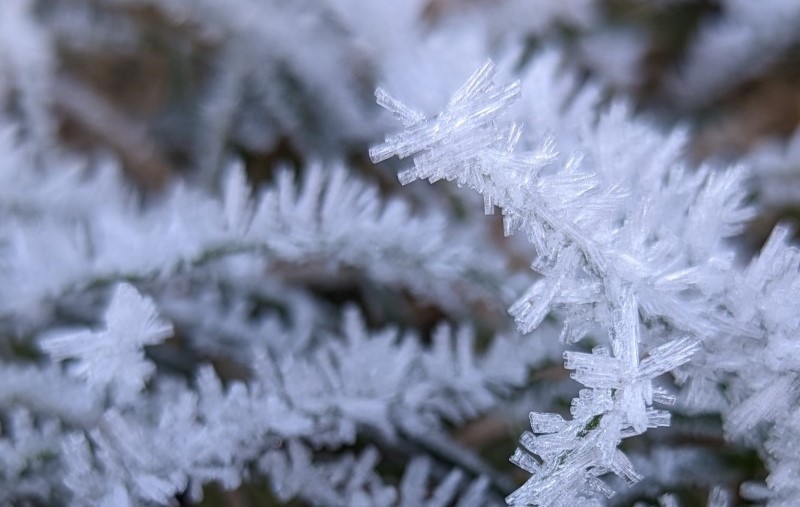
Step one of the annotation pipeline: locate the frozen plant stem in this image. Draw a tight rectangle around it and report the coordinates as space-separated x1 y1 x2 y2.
371 61 706 505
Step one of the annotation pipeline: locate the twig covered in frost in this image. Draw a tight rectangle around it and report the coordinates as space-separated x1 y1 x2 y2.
371 59 760 505
0 127 516 325
18 282 548 504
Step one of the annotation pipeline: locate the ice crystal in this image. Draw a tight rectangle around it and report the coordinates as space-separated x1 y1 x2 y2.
40 283 172 402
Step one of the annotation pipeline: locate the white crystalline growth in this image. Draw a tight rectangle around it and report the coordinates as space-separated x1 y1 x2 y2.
370 60 533 189
506 288 699 507
40 283 172 402
371 59 712 505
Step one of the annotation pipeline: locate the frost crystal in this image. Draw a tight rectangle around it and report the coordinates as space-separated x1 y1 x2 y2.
40 283 172 402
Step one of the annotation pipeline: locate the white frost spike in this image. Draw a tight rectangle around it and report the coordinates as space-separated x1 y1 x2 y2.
707 487 732 507
369 60 522 188
222 161 253 234
40 283 172 401
399 457 429 507
638 337 701 380
374 88 425 127
739 481 770 502
509 448 540 474
611 450 643 486
659 493 679 507
529 412 567 434
652 386 676 406
726 375 796 436
610 288 640 368
371 54 787 506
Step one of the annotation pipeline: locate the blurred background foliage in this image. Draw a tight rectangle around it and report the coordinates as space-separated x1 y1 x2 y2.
34 1 800 183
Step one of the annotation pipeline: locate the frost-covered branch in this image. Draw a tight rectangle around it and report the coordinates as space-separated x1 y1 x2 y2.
0 128 516 326
2 3 798 505
371 58 763 505
14 282 548 504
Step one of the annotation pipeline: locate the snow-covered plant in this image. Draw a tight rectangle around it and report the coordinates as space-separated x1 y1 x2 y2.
0 116 552 503
30 280 540 505
372 56 800 506
2 1 800 506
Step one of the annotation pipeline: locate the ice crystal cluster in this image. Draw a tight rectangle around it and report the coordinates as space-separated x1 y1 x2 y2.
1 1 800 506
371 54 800 506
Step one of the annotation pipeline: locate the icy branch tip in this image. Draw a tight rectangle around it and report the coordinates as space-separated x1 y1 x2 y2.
369 59 521 167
